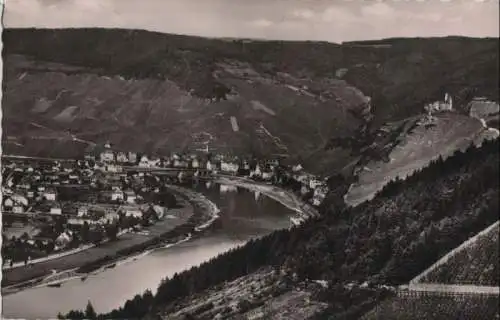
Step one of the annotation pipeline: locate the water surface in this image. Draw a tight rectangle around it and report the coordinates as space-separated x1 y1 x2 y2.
3 182 294 319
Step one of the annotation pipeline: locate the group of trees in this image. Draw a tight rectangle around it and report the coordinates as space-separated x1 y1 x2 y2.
60 139 499 319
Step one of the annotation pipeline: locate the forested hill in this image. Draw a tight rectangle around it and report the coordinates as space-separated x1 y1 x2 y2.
61 138 499 319
4 29 499 124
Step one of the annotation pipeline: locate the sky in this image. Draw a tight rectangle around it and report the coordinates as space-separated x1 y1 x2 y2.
3 0 499 42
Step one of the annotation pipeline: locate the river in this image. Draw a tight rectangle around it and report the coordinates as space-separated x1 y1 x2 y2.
2 181 295 319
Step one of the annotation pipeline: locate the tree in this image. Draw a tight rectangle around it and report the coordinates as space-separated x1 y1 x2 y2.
81 221 90 242
85 301 97 319
105 224 119 241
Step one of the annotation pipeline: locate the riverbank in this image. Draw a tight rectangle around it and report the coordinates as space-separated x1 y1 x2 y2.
2 185 220 295
214 175 319 222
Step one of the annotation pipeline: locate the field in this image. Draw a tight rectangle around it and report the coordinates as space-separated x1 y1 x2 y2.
361 293 499 320
418 222 499 286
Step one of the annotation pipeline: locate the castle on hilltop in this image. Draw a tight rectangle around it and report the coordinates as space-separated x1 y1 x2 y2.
424 93 453 114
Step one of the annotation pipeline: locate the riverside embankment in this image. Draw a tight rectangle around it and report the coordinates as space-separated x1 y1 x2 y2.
2 181 298 319
2 185 219 295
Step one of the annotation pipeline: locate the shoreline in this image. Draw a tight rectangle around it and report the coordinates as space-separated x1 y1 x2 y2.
2 185 220 296
213 175 319 222
2 178 313 296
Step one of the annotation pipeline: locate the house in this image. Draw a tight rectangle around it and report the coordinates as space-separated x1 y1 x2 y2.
105 164 122 173
261 170 274 181
3 197 14 209
50 207 62 215
43 189 57 201
100 211 120 224
206 160 214 171
12 195 29 207
128 152 138 164
292 164 303 172
100 143 115 163
27 191 35 198
77 206 89 217
250 164 262 178
12 206 25 214
139 155 150 167
116 152 129 163
55 231 73 250
173 159 189 168
111 188 124 202
221 161 239 174
123 207 142 218
68 218 96 226
191 158 200 169
17 182 31 190
309 179 323 189
125 190 137 204
243 161 251 170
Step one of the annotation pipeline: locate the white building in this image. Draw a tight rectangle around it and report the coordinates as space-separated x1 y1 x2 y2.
100 211 120 224
309 179 323 189
128 152 137 164
292 164 303 172
55 231 73 250
100 149 115 163
124 208 142 218
50 207 62 215
139 155 150 167
12 206 25 214
221 161 239 174
43 190 57 201
191 158 200 169
250 164 262 178
3 198 14 209
77 206 89 217
206 161 214 171
106 164 122 173
125 190 137 204
116 152 129 163
111 190 124 202
261 171 274 180
12 195 29 207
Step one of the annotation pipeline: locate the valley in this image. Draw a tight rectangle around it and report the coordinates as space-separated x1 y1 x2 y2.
1 27 499 320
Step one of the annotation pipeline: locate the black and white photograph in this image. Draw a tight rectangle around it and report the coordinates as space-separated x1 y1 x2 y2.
0 0 499 319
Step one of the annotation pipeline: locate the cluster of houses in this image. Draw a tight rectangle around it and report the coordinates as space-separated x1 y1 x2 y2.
1 156 148 224
289 164 329 207
2 141 332 261
84 142 330 207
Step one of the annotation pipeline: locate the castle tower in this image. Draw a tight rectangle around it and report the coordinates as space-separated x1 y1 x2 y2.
444 93 453 110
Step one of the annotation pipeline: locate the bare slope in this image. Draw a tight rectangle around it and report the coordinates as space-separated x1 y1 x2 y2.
2 29 499 177
344 113 490 206
2 54 366 174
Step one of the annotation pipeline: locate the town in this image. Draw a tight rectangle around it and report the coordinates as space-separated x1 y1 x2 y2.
1 143 330 270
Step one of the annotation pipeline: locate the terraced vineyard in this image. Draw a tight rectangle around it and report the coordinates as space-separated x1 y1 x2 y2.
418 222 499 286
361 294 499 320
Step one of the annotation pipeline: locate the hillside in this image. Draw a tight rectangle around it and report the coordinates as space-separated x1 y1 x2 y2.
59 138 499 319
2 29 499 177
